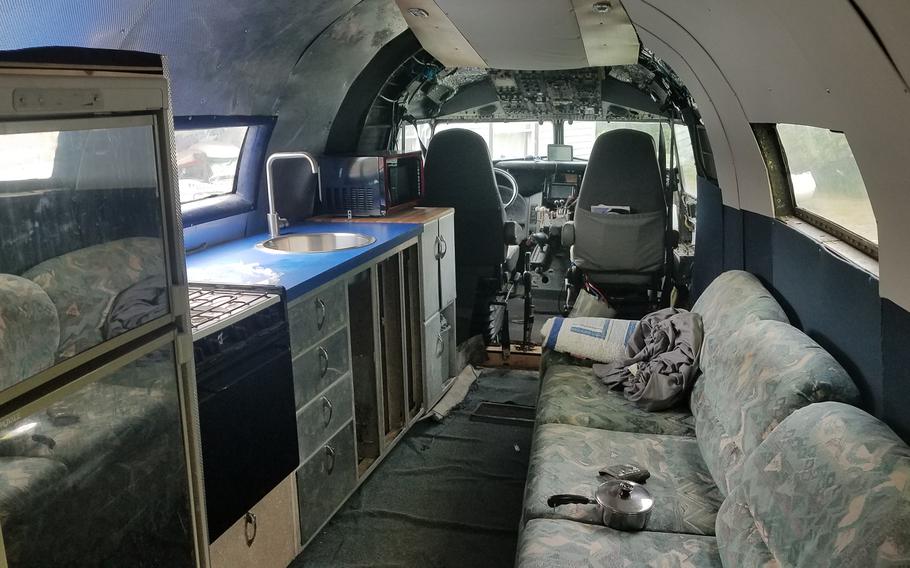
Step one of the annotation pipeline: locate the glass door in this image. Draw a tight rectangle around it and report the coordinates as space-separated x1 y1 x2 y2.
0 334 196 567
0 115 174 401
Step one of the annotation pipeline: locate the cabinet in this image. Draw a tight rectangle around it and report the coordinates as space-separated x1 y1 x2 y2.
209 476 299 568
280 211 460 558
286 279 357 550
418 210 457 409
420 210 457 320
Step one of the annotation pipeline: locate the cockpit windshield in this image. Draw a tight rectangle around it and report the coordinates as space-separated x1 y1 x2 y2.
399 120 554 160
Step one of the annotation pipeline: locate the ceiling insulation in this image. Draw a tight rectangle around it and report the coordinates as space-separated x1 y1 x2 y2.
394 0 640 70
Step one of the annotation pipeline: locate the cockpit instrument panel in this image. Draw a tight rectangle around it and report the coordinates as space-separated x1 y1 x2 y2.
490 68 605 119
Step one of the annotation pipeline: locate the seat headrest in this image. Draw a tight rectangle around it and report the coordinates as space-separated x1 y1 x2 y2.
576 129 666 213
423 129 500 211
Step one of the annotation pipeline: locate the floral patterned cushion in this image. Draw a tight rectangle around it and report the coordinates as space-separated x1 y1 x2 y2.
517 519 722 568
537 364 695 436
523 424 723 536
0 274 59 390
691 270 789 365
693 320 861 496
716 402 910 567
22 237 166 361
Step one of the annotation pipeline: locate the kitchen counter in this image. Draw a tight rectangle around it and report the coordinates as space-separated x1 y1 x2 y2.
185 221 422 301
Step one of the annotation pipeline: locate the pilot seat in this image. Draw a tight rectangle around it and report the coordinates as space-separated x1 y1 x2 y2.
561 129 675 315
422 128 524 344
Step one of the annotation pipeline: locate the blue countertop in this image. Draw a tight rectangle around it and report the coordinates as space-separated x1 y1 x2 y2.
185 221 422 301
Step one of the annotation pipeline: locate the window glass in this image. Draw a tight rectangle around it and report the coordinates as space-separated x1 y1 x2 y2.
175 126 247 204
0 131 60 181
400 123 432 154
563 120 666 160
402 121 555 160
776 124 877 244
674 124 698 197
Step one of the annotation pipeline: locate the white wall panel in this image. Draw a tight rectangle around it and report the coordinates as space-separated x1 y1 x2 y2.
624 0 910 309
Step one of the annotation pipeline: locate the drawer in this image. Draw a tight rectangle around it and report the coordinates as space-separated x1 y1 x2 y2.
289 279 347 356
210 475 299 568
297 374 354 462
296 422 357 546
293 326 351 409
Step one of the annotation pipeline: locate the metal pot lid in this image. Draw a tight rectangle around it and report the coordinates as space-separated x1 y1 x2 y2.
595 480 653 515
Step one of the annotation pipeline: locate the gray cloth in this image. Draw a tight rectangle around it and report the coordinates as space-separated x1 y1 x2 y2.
594 308 703 411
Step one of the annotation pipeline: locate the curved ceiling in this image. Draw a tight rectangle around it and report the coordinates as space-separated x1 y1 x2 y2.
0 0 361 115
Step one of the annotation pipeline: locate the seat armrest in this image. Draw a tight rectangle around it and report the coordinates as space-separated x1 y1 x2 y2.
504 221 523 245
561 221 575 246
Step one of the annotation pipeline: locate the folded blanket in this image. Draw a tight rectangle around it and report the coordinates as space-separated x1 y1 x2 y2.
540 316 638 363
594 308 703 411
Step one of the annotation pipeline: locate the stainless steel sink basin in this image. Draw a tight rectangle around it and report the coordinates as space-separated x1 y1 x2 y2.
258 232 376 253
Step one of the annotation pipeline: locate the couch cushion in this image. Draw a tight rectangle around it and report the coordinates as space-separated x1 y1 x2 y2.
0 274 60 390
691 270 788 364
23 237 166 360
517 518 722 568
693 320 860 496
524 424 722 535
538 364 695 436
716 402 910 566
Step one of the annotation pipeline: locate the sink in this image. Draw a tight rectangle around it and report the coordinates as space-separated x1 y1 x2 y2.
258 232 376 253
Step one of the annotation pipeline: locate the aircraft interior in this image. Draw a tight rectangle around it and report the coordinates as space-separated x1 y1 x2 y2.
0 1 908 567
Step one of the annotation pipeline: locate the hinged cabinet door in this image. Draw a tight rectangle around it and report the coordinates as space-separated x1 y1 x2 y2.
438 212 457 309
419 219 440 320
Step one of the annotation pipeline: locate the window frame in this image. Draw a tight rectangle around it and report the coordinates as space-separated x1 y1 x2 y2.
753 123 878 259
175 115 275 228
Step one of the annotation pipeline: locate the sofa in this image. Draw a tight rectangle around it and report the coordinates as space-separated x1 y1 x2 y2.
517 270 910 566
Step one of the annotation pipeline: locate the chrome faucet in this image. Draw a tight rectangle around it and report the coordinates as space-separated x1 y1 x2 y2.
265 152 322 239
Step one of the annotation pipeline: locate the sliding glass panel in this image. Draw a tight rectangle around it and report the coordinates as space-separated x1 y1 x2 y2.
776 124 877 244
0 343 194 567
0 116 171 393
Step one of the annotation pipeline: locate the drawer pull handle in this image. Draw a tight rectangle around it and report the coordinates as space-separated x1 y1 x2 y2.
315 298 327 329
244 511 257 547
438 234 448 259
318 346 329 377
321 395 334 427
434 235 442 260
436 332 445 355
324 444 336 474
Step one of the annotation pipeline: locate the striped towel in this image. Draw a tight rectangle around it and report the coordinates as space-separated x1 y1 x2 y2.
540 317 638 363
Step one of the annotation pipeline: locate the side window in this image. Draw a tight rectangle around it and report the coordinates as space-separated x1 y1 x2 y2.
175 126 248 204
775 124 878 248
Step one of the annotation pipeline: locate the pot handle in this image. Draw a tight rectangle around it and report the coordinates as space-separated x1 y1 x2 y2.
547 494 595 508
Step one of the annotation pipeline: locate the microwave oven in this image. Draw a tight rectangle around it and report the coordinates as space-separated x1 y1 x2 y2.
320 152 423 217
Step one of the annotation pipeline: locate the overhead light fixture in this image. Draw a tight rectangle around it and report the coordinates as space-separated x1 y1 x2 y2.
592 1 611 13
407 7 430 18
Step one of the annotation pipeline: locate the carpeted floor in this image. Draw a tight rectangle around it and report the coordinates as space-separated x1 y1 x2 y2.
292 367 539 568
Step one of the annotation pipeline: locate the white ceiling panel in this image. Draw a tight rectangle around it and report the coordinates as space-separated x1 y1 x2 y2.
395 0 640 70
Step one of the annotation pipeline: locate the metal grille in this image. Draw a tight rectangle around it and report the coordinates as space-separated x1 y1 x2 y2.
187 285 276 334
